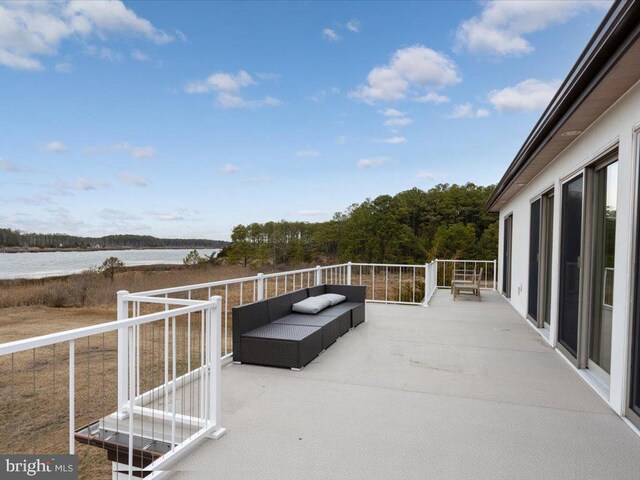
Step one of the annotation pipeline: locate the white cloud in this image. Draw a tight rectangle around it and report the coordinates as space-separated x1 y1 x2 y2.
219 164 238 174
0 158 22 172
185 70 282 109
383 108 404 117
374 136 407 144
42 140 67 153
415 92 449 104
455 0 610 57
488 78 561 112
322 28 341 42
54 61 72 73
346 20 360 33
336 135 347 145
85 142 156 159
383 117 414 127
449 103 490 119
357 156 391 168
295 150 320 157
298 210 326 216
130 49 149 62
0 1 173 70
415 170 436 181
350 45 460 104
119 172 148 187
186 70 255 93
74 177 109 191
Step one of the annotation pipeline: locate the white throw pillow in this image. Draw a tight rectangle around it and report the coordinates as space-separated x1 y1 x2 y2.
318 293 346 306
292 296 331 314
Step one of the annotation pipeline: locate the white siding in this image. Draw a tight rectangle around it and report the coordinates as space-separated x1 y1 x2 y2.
498 79 640 416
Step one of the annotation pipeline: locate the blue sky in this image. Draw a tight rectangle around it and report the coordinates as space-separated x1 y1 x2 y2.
0 1 611 240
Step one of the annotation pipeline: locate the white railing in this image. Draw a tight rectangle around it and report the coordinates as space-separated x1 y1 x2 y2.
0 295 224 479
435 259 497 291
0 259 495 477
425 260 438 304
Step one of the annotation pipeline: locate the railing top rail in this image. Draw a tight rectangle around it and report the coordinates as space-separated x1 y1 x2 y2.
437 259 496 263
0 299 218 357
133 263 349 297
349 262 430 268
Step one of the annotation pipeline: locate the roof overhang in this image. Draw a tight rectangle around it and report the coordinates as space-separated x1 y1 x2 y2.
486 0 640 213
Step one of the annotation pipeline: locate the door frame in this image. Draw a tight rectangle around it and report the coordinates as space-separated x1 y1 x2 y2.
502 213 513 298
557 170 586 367
538 189 555 329
627 132 640 428
527 198 542 325
582 153 618 378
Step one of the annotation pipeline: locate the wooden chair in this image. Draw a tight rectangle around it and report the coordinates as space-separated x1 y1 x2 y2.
452 268 483 301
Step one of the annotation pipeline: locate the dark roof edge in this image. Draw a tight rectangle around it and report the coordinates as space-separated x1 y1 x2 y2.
485 0 640 212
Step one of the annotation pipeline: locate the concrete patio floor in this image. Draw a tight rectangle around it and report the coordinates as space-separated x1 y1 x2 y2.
166 290 640 480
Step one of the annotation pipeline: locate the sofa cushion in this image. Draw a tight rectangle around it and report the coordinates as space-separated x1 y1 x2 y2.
318 293 346 306
292 296 331 314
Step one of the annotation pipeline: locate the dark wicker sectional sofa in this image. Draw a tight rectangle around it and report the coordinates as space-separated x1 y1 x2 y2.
232 284 366 370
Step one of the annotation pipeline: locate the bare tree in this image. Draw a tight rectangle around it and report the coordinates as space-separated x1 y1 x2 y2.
100 256 125 283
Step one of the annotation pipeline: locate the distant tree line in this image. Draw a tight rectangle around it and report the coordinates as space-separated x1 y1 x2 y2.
222 183 498 266
0 230 228 250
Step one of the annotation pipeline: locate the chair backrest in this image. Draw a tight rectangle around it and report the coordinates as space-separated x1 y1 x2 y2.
474 268 484 287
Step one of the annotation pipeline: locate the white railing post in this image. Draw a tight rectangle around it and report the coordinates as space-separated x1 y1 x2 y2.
208 296 226 439
257 273 264 300
423 262 429 306
69 339 75 454
493 259 497 291
316 265 322 285
116 290 129 418
347 262 352 285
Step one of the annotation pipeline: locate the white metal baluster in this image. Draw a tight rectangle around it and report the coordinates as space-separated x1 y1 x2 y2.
224 284 229 356
136 301 140 397
171 316 176 449
413 267 416 303
275 276 279 295
240 282 244 306
69 340 75 454
200 306 205 431
164 294 169 415
385 266 389 303
188 291 192 372
372 266 376 301
285 275 288 292
399 267 402 302
359 265 362 285
128 324 136 478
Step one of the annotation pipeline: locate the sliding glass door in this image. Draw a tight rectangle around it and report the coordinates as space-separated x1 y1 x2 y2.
541 193 554 328
527 191 554 328
528 199 541 322
587 161 617 383
558 175 583 359
503 214 513 298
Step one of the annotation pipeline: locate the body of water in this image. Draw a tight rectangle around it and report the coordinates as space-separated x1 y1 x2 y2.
0 249 220 280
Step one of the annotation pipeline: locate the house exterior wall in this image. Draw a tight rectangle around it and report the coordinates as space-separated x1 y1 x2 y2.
497 79 640 417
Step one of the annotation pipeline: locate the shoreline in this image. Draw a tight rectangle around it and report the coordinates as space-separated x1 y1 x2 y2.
0 246 224 254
